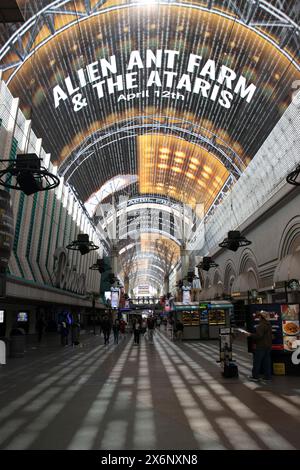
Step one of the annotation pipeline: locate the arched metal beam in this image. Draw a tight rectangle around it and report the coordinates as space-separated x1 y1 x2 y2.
1 0 299 78
59 115 244 181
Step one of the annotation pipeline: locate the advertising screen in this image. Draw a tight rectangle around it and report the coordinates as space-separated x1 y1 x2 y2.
200 308 208 323
0 1 299 237
111 288 119 309
17 312 28 322
281 304 300 353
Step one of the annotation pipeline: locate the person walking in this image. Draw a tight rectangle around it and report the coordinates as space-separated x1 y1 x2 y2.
147 315 155 344
133 318 142 345
36 316 46 343
119 319 126 340
176 320 184 341
60 320 69 346
113 319 120 344
102 314 112 345
71 321 80 347
247 311 273 382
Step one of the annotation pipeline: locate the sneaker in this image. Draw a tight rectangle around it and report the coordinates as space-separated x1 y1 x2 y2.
261 377 272 383
248 376 259 382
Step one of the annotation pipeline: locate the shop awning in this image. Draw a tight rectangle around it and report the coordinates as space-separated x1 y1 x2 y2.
273 251 300 285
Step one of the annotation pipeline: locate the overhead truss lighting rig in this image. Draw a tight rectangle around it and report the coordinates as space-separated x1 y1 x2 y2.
0 0 299 80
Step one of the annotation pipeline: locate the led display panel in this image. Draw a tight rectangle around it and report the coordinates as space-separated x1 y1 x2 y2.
0 1 299 208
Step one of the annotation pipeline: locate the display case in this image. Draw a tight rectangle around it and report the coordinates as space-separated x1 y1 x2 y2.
207 302 231 339
182 310 200 326
174 303 200 339
173 301 232 340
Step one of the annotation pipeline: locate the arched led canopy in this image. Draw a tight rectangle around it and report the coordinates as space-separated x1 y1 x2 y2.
1 1 299 182
118 233 180 291
1 0 299 290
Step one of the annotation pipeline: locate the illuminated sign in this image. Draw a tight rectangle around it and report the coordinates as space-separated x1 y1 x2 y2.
111 287 119 308
53 248 86 295
53 50 257 112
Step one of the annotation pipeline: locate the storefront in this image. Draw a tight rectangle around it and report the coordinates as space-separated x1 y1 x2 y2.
0 276 105 338
246 303 300 375
173 301 233 340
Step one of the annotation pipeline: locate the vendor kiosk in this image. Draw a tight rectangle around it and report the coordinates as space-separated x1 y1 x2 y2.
247 303 300 376
173 301 233 340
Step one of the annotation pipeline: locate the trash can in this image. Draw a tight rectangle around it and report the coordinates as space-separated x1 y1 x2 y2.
10 328 25 358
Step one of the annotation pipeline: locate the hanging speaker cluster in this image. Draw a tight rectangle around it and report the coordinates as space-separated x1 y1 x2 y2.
286 164 300 186
67 233 99 255
89 258 111 273
0 154 60 195
219 231 252 252
197 257 219 272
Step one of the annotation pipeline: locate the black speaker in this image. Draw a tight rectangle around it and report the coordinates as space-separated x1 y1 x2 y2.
16 171 42 195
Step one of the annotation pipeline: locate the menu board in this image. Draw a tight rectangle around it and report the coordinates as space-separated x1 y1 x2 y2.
219 327 232 361
208 309 225 325
281 304 300 352
250 305 283 350
181 310 199 326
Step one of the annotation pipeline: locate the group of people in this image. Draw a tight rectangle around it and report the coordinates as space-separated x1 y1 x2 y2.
59 316 81 347
132 315 157 345
100 315 127 345
35 313 81 347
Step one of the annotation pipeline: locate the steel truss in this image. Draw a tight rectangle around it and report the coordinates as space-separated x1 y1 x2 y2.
59 115 244 181
0 0 299 79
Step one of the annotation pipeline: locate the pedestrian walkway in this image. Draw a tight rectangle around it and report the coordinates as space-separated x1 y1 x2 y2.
0 331 299 450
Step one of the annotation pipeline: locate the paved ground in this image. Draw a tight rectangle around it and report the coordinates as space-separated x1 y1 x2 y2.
0 329 299 450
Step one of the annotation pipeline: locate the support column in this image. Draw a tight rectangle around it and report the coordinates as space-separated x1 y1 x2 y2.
180 242 190 281
111 243 119 275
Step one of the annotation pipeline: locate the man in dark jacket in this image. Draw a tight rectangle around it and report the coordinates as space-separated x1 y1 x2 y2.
102 314 112 345
248 311 273 382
